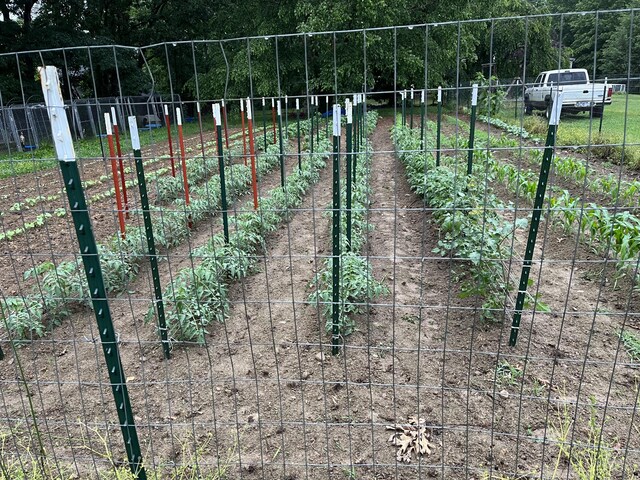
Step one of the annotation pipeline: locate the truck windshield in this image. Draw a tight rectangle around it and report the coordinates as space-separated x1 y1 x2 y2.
546 71 588 85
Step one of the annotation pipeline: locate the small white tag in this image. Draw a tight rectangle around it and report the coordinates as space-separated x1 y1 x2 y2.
104 112 112 136
196 102 201 113
296 98 300 110
262 97 265 106
271 97 274 108
421 90 425 103
246 98 252 120
410 87 414 99
110 107 118 126
128 116 140 150
346 100 352 124
549 89 564 126
471 84 479 106
176 107 182 125
164 104 169 116
240 99 244 112
277 100 281 116
438 86 442 103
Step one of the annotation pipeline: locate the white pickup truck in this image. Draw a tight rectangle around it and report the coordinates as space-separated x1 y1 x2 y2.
524 68 612 118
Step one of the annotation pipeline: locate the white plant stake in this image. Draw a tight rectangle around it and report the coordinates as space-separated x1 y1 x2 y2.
176 107 182 126
346 100 352 124
549 89 564 126
262 97 265 106
421 90 425 104
437 86 442 103
296 98 300 110
111 106 118 126
240 99 244 112
164 104 169 116
471 84 479 107
246 98 252 120
410 87 414 100
40 67 74 161
277 100 281 117
196 102 200 114
333 104 341 136
271 97 274 108
104 113 113 136
128 116 140 150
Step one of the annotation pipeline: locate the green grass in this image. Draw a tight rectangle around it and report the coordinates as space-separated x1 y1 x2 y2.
495 94 640 168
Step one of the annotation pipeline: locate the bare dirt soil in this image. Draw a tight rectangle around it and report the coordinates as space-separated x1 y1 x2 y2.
0 118 638 479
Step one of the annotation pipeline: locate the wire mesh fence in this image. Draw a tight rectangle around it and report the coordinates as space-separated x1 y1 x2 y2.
0 9 640 480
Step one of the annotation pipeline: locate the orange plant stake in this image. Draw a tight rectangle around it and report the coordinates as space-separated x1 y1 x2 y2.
176 108 191 228
111 107 129 218
164 104 176 177
240 99 248 165
246 98 259 209
104 113 126 239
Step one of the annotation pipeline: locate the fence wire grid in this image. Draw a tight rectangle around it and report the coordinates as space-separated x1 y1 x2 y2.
1 9 640 480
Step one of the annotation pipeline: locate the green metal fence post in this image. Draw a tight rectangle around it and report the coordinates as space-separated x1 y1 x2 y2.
262 97 267 151
40 66 147 480
325 95 329 139
331 103 342 356
410 87 414 129
296 98 301 171
128 117 170 360
598 78 608 134
278 99 285 189
467 83 478 176
345 100 353 251
437 86 442 167
420 89 426 150
214 104 230 243
509 90 564 347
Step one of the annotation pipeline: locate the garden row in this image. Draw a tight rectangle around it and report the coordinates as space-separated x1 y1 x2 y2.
309 111 387 338
0 135 285 341
393 119 530 320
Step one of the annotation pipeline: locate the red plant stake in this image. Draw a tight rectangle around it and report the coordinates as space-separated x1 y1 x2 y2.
246 98 259 209
104 113 126 239
176 108 191 228
164 104 176 177
221 99 230 150
240 99 248 165
111 107 129 218
271 97 277 144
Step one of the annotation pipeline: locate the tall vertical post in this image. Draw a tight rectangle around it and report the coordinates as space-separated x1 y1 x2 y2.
176 108 191 227
325 95 329 139
315 95 320 144
247 98 259 210
221 99 230 150
467 83 478 176
285 95 289 134
105 114 126 239
296 98 301 171
309 95 314 154
164 104 176 177
401 90 406 127
420 89 426 150
277 99 285 188
345 100 353 251
128 117 171 360
240 99 248 165
598 77 608 134
271 97 277 144
262 97 268 151
353 94 358 184
509 90 564 346
331 103 342 356
111 107 128 218
410 87 414 129
214 104 229 243
436 86 442 167
40 66 146 480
